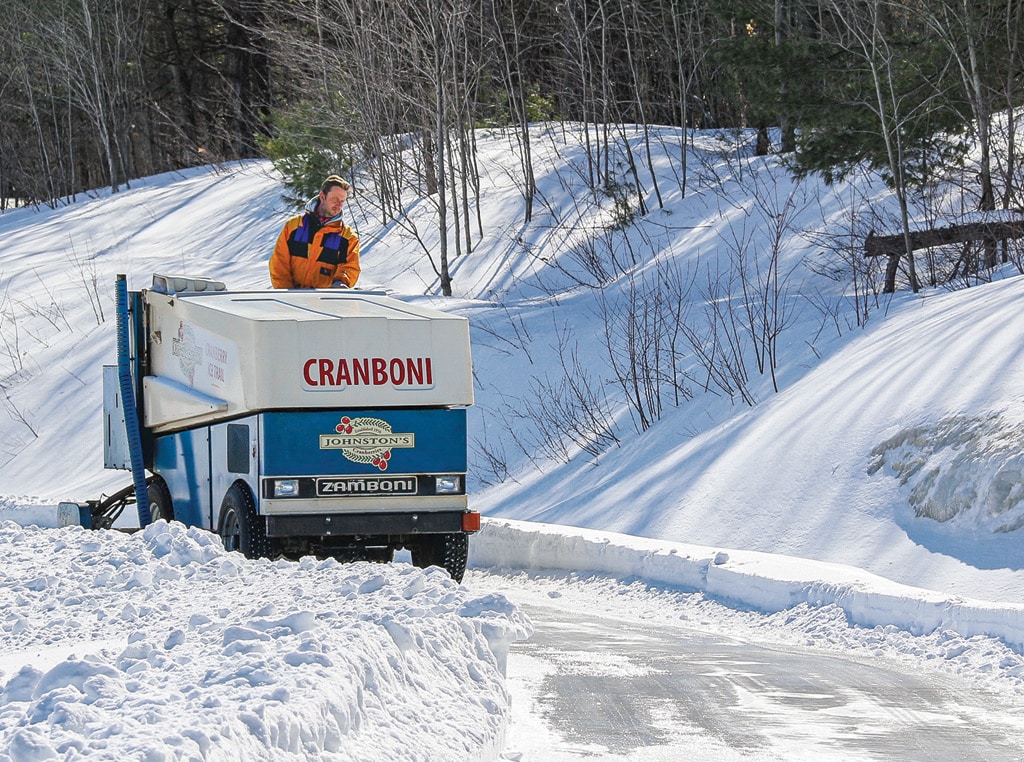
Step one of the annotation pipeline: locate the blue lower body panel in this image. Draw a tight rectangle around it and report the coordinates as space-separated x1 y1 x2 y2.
152 427 211 528
152 408 466 532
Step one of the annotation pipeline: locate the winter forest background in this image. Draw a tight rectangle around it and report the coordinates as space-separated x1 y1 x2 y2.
4 0 1024 294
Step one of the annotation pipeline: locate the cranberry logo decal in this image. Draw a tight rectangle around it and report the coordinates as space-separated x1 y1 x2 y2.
319 416 416 471
171 321 202 384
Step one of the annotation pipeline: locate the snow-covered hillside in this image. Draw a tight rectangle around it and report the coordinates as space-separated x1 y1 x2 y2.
3 125 1024 757
3 126 1024 601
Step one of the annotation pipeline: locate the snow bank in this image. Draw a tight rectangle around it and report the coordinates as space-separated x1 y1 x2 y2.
0 498 66 529
868 412 1024 532
471 518 1024 651
0 521 531 761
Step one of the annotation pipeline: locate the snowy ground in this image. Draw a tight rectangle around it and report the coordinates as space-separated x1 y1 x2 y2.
0 518 529 761
3 124 1024 756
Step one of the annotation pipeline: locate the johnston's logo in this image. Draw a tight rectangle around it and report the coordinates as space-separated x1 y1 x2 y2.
319 416 415 471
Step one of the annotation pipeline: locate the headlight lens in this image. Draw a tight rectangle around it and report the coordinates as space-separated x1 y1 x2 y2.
273 479 300 497
435 475 461 494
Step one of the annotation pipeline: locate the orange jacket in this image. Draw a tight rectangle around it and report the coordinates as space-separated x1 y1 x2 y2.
270 203 360 289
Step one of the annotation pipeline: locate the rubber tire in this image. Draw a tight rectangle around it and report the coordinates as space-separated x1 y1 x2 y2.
147 476 174 523
411 533 469 583
218 482 274 559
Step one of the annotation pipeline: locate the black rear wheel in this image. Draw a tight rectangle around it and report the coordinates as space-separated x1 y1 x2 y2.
411 533 469 583
218 482 274 559
147 476 174 523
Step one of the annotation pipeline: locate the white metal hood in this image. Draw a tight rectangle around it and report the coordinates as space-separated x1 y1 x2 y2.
143 286 474 433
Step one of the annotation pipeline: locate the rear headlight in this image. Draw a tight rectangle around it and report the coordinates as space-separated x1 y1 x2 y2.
273 479 300 497
462 512 481 532
435 475 461 494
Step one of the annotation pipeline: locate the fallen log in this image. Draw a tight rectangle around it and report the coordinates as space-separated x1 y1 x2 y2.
865 217 1024 258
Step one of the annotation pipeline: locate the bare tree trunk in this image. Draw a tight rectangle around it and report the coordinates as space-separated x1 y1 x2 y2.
433 29 452 296
922 0 997 268
490 0 537 221
829 0 921 293
1003 0 1022 219
775 0 795 153
80 0 119 192
618 0 662 210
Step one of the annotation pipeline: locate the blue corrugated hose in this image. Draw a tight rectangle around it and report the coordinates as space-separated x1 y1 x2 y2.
115 274 152 526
